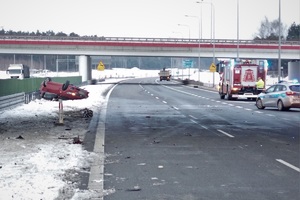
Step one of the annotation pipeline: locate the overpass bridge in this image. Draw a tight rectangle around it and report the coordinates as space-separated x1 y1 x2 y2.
0 36 299 81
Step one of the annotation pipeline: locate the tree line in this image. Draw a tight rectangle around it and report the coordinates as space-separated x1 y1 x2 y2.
254 18 299 41
0 17 299 40
0 17 299 73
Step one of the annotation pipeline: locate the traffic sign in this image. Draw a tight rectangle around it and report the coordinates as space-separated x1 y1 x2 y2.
209 62 216 72
183 59 193 68
97 61 105 71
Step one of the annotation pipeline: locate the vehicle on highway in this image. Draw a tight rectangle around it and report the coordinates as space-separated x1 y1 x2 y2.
39 78 89 101
159 68 171 81
256 80 300 111
217 59 268 100
6 64 30 79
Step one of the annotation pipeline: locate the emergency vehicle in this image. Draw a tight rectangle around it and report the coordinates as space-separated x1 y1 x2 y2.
217 59 268 100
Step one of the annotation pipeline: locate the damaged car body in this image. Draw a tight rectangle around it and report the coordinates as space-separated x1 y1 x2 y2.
39 78 89 101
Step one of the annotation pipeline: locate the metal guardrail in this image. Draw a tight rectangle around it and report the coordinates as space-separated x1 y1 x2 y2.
0 92 25 111
0 91 41 111
0 35 299 45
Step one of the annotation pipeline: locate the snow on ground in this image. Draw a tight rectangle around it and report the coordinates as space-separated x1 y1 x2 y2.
0 78 125 200
0 68 283 200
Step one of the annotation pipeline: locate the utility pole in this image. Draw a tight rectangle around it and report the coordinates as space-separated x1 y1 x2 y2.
278 0 282 82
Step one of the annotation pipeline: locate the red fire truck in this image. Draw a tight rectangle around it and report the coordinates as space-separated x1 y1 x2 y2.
217 59 268 100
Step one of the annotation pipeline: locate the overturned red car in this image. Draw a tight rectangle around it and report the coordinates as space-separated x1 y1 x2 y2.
39 78 89 101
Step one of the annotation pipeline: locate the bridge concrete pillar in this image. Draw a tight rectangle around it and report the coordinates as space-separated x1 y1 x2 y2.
288 60 300 81
79 55 92 82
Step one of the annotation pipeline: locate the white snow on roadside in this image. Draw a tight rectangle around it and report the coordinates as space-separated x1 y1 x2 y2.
0 79 121 200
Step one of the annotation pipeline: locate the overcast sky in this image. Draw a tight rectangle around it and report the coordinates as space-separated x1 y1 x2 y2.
1 0 299 40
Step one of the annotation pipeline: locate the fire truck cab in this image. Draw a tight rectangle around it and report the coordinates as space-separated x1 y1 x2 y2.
217 59 268 100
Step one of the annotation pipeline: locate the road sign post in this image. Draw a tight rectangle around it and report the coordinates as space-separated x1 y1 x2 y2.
183 60 193 79
209 63 216 88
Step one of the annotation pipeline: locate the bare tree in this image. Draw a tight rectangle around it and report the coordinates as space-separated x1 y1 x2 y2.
254 16 287 40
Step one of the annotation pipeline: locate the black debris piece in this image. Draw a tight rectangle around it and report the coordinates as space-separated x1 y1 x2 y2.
73 136 82 144
81 108 93 118
126 186 141 192
16 135 24 139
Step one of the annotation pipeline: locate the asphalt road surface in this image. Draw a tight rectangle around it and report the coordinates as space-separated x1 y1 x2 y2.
103 78 300 200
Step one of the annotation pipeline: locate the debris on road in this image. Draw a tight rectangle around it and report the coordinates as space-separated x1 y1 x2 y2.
73 136 82 144
126 186 141 192
16 135 24 139
81 108 93 118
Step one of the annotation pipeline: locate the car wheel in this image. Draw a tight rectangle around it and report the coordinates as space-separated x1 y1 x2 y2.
256 98 265 109
40 92 45 99
220 91 225 99
277 100 285 111
43 77 52 87
62 80 70 91
277 100 290 111
227 92 232 100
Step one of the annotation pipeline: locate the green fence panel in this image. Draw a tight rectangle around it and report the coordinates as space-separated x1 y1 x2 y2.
0 76 82 97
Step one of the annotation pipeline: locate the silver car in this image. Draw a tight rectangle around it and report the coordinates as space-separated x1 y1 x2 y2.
256 81 300 111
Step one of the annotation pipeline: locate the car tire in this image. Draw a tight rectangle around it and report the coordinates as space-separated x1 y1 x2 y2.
277 100 289 111
220 85 225 99
226 92 232 100
62 80 70 91
40 92 45 99
43 77 52 87
256 98 265 109
277 100 284 111
220 93 225 99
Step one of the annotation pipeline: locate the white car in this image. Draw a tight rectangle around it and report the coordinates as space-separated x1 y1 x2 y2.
256 80 300 111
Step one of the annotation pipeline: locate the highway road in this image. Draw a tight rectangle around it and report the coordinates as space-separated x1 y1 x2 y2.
103 78 300 200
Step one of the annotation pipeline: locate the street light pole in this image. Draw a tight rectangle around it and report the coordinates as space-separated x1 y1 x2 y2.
278 0 282 82
196 1 215 86
237 0 240 61
172 31 183 38
185 14 201 83
195 2 204 84
178 24 191 39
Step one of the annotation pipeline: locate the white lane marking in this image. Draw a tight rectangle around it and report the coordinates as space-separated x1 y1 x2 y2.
173 106 179 110
276 159 300 172
217 129 235 138
266 114 275 117
151 94 154 96
190 119 198 124
156 97 159 99
157 81 258 113
189 115 198 120
162 101 167 104
201 125 208 130
88 82 119 198
254 111 264 114
245 108 252 111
